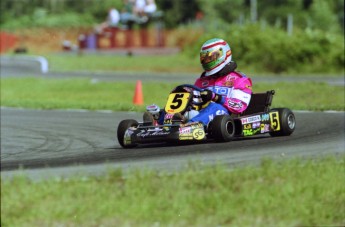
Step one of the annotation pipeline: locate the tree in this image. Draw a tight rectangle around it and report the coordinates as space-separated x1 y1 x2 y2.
156 0 201 28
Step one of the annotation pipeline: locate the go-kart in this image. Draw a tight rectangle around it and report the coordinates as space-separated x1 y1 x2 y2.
117 84 296 148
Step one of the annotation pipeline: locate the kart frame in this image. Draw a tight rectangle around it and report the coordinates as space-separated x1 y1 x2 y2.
117 85 296 148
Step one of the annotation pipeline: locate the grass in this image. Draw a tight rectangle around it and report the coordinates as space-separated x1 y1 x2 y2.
1 78 344 111
45 54 345 76
47 54 201 74
1 156 344 226
1 76 344 226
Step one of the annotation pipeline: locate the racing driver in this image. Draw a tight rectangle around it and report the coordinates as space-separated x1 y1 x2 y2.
144 38 253 127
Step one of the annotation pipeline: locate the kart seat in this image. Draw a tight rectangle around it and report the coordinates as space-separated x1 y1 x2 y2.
241 90 275 116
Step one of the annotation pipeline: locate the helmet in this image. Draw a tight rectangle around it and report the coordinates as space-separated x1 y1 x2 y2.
200 38 232 76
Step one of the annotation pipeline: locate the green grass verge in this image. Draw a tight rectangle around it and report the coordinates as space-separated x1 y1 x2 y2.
1 78 344 111
45 54 344 76
47 54 201 74
2 156 344 226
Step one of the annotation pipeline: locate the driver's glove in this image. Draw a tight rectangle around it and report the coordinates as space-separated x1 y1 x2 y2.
200 90 222 103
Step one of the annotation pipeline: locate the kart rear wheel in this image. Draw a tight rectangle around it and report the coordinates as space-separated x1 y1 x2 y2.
269 108 296 137
117 119 138 148
209 115 235 142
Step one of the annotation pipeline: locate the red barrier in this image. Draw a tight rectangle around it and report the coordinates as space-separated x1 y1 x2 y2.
0 32 17 53
125 29 134 48
82 28 165 50
139 29 148 47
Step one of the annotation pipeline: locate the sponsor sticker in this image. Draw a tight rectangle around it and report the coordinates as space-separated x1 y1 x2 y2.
261 114 269 122
179 135 194 140
243 128 261 136
227 100 243 110
216 110 227 115
241 115 261 124
244 124 251 129
226 75 236 82
252 122 260 129
202 81 209 87
213 86 233 97
223 81 234 87
180 122 203 129
260 124 270 133
179 127 192 134
193 128 205 140
164 113 173 119
137 130 169 138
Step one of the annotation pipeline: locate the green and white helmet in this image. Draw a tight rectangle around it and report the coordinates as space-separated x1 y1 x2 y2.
200 38 232 76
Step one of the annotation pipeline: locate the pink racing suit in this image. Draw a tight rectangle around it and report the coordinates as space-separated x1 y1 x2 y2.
195 71 252 114
188 71 252 125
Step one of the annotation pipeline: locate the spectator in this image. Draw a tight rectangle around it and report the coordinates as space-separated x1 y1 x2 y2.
134 0 146 17
107 8 121 27
136 0 157 24
95 7 120 34
144 0 157 15
120 0 136 29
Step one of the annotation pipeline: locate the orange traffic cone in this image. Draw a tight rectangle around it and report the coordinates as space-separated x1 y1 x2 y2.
133 80 144 105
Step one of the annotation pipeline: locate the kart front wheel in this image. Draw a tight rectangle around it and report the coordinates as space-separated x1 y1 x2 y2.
117 119 138 148
209 115 235 142
269 108 296 137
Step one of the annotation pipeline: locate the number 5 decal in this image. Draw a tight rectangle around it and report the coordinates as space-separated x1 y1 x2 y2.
269 112 280 131
165 92 190 113
170 93 184 109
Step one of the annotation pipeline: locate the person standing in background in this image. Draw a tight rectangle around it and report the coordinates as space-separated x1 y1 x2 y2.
95 7 120 33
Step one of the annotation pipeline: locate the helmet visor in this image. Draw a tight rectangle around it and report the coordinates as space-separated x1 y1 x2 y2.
200 49 223 65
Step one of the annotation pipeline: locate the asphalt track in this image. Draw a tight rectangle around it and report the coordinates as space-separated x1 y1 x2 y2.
1 108 344 179
1 59 344 180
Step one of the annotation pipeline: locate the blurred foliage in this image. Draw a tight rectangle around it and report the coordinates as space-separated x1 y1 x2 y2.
156 0 201 28
0 0 122 28
0 0 343 74
176 23 344 73
0 0 344 33
1 9 94 28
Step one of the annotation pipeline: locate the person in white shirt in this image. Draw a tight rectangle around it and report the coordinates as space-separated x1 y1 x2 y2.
107 8 120 27
144 0 157 15
95 7 120 34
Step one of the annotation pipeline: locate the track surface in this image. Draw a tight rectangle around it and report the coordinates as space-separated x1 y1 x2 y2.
1 108 344 179
1 61 344 179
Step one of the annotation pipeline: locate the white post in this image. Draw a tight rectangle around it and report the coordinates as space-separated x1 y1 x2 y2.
287 14 293 36
250 0 257 23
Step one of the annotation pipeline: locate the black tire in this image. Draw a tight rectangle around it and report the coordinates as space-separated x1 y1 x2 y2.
209 115 236 142
269 108 296 137
117 119 138 148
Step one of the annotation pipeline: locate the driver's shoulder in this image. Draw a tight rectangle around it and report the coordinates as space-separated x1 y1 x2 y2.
228 71 247 78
